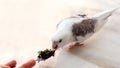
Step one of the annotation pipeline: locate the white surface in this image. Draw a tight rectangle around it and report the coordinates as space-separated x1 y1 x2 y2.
0 0 120 68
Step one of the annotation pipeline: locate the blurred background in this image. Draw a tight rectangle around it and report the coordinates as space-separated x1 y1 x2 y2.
0 0 120 68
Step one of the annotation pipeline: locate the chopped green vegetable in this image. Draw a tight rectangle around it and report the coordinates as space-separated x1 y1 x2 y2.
37 49 55 62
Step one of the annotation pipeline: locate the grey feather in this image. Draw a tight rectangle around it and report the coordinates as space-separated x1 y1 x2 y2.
72 19 97 37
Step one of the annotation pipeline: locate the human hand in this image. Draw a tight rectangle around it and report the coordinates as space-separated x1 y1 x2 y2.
0 59 36 68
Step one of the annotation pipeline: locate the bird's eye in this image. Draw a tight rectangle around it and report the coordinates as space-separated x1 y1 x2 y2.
59 39 62 43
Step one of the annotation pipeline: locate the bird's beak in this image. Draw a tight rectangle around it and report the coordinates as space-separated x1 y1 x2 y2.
52 42 58 50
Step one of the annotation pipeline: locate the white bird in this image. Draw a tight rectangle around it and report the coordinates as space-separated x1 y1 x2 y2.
51 7 119 50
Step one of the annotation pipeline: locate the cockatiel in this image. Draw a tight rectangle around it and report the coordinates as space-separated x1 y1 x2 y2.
51 7 119 50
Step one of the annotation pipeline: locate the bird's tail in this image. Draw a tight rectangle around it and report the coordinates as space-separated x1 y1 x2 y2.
93 7 119 20
93 6 120 31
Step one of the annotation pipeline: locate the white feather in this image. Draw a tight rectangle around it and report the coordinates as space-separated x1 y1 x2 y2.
93 7 120 31
51 7 119 48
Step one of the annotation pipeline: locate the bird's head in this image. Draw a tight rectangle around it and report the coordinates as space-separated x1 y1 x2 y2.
51 30 73 50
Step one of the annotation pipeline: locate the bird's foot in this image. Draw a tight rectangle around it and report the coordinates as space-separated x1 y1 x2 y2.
68 42 84 50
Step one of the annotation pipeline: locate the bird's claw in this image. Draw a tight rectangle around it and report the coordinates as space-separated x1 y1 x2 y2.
68 42 84 49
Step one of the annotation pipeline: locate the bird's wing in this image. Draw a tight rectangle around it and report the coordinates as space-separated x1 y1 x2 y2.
72 19 97 37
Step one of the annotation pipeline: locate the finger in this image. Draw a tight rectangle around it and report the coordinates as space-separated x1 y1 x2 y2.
5 60 17 68
0 65 10 68
19 59 36 68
